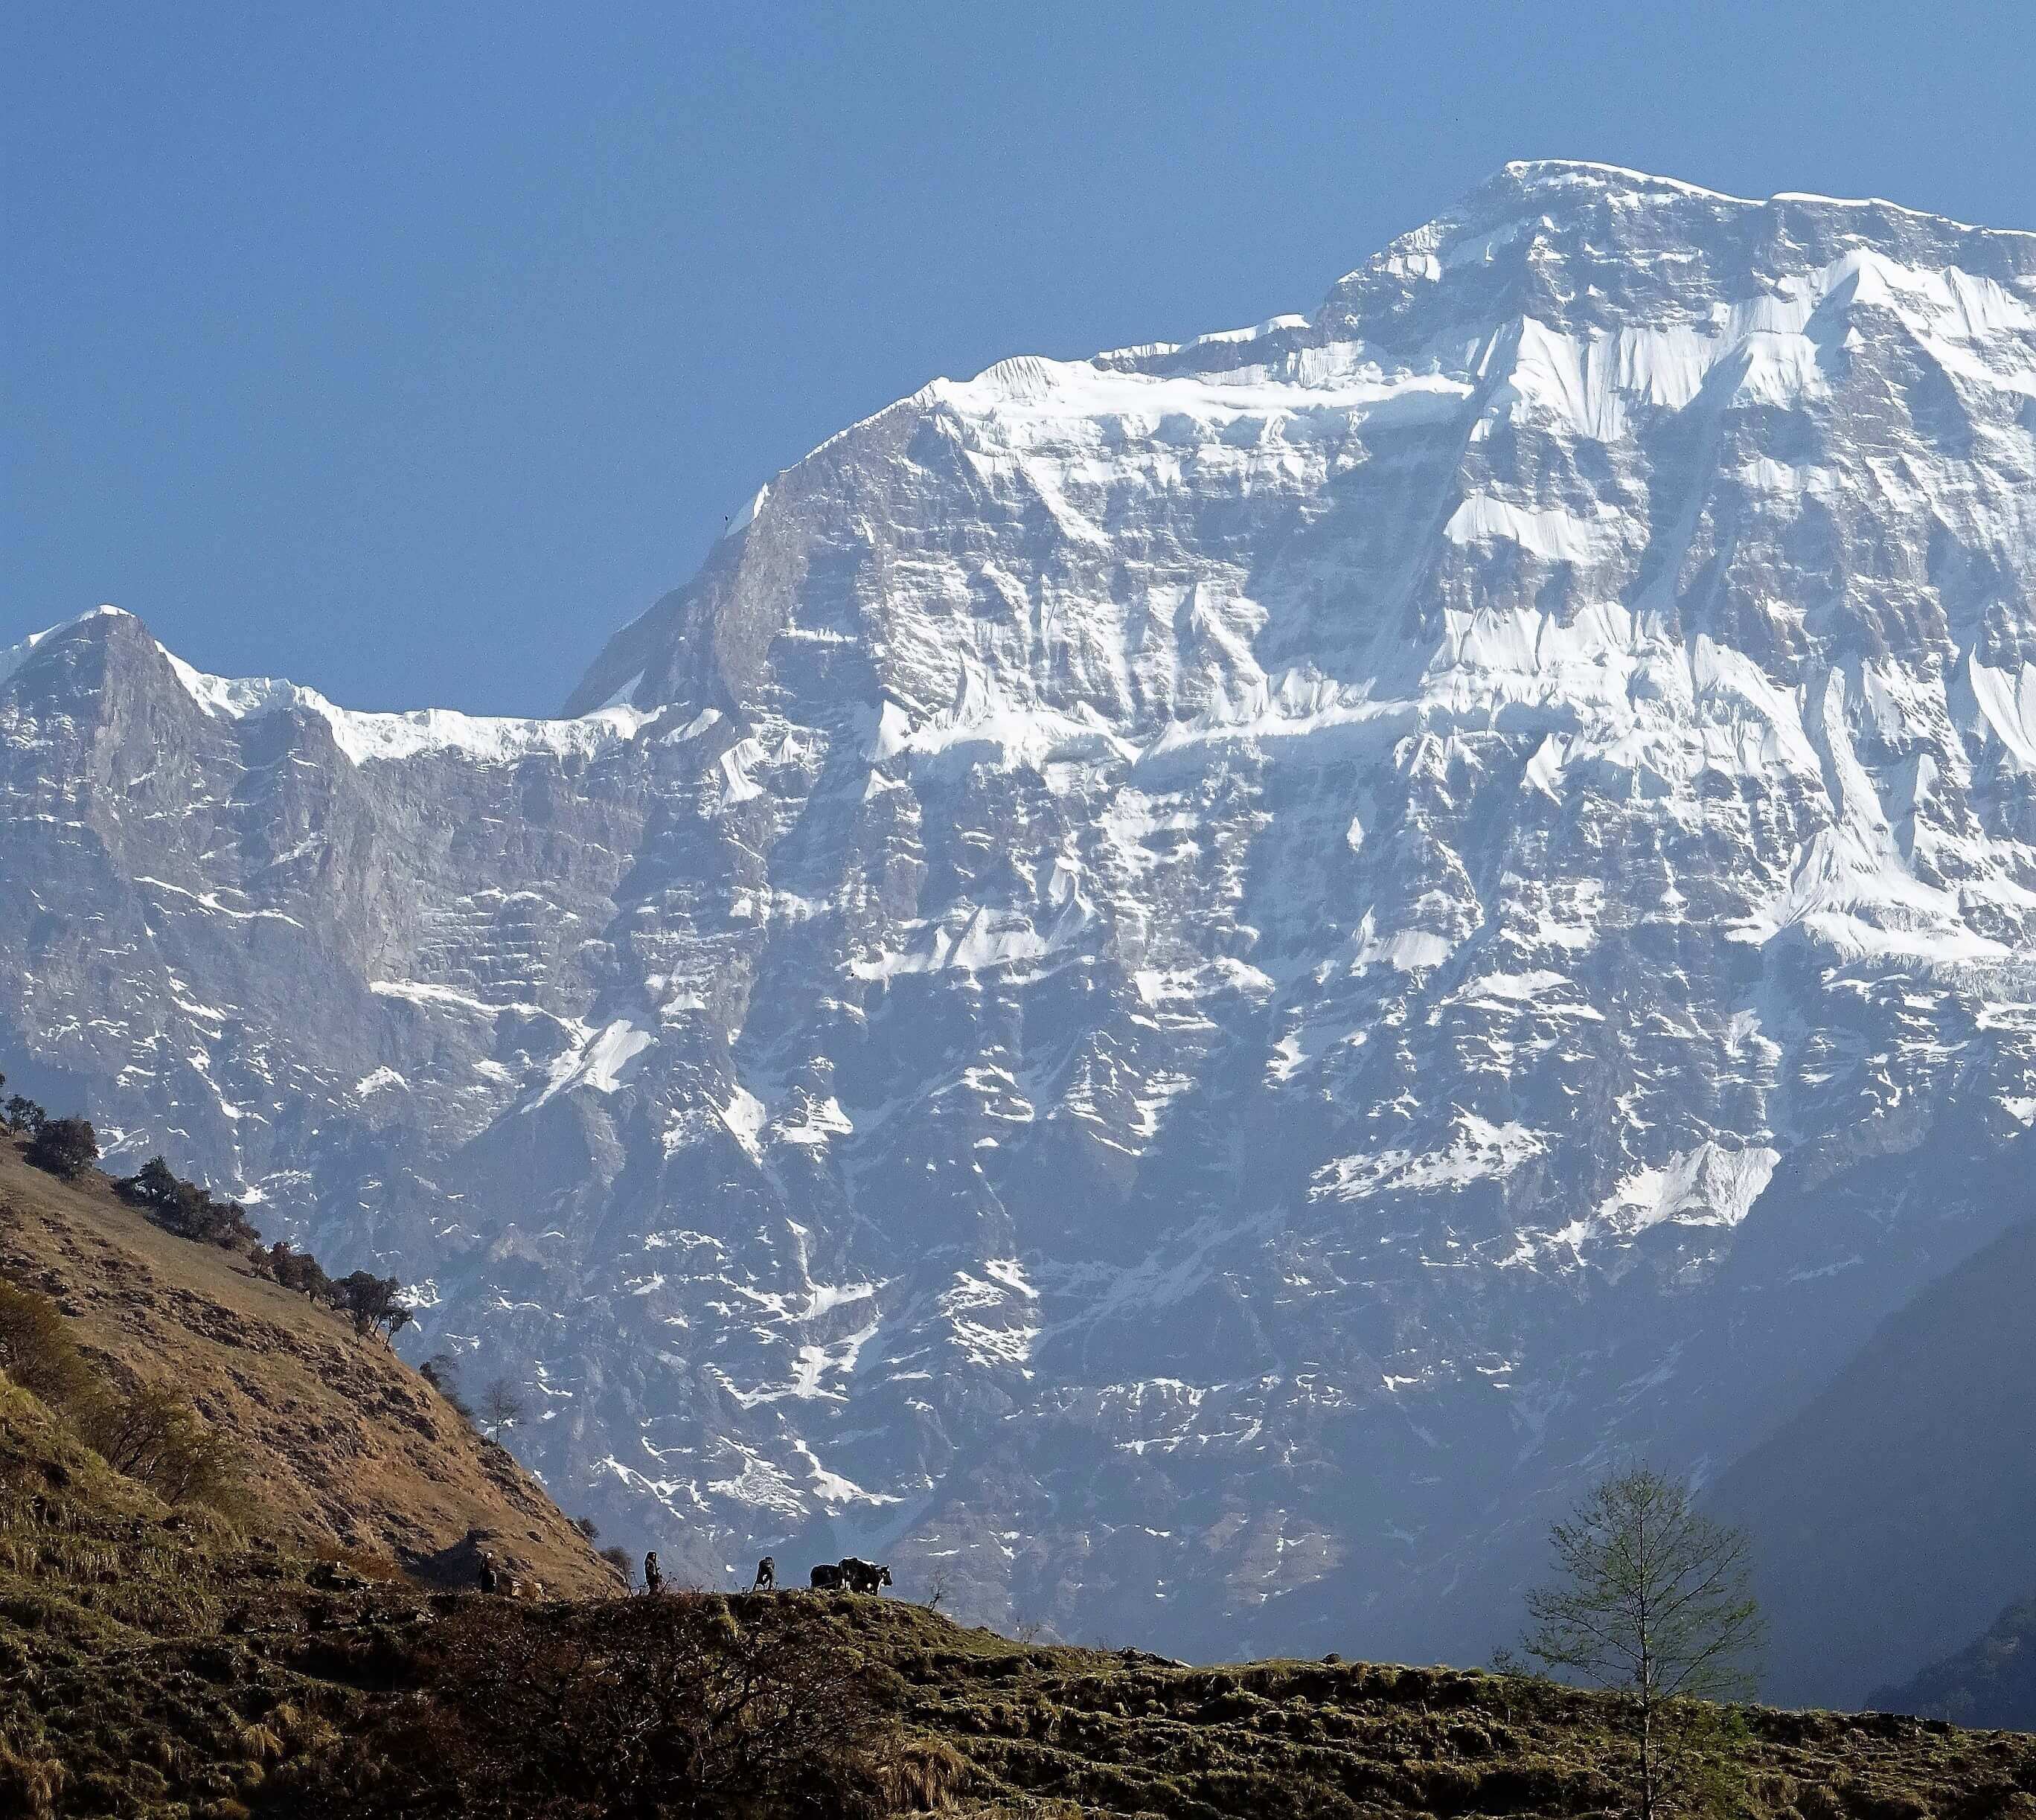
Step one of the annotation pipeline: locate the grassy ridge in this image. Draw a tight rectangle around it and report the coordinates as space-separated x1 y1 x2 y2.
4 1373 2033 1820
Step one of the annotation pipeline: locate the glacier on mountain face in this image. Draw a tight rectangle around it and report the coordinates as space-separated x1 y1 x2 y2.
6 160 2036 1685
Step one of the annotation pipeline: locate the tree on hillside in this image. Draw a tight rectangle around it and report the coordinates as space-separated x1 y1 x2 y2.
124 1155 181 1208
26 1115 98 1180
479 1377 526 1441
420 1353 477 1424
267 1241 335 1304
1509 1463 1763 1819
5 1094 48 1135
336 1271 412 1344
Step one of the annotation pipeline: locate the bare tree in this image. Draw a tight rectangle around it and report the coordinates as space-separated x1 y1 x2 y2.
1513 1463 1763 1819
479 1376 526 1441
923 1566 953 1612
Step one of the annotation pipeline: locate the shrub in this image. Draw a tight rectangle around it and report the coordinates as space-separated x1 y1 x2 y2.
0 1281 96 1412
0 1729 69 1820
267 1594 903 1819
120 1156 265 1250
0 1281 243 1514
420 1354 476 1424
266 1242 336 1304
79 1380 245 1513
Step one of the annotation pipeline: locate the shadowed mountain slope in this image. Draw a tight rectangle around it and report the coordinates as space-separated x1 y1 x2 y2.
1873 1592 2036 1732
1707 1208 2036 1708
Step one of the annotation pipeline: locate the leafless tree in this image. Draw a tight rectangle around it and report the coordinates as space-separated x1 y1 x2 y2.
479 1376 526 1441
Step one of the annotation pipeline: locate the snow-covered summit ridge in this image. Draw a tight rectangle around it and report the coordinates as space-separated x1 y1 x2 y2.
568 158 2036 731
1484 158 2036 233
161 648 651 766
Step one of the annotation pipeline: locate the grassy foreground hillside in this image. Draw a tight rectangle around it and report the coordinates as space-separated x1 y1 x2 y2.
0 1137 611 1596
3 1147 2034 1816
4 1443 2033 1820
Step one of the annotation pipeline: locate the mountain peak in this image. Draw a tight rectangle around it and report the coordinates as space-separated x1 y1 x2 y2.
0 601 153 695
11 168 2036 1690
1467 156 2036 243
1488 157 1747 204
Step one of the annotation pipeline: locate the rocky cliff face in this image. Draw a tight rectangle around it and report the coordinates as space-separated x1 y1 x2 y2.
6 161 2036 1683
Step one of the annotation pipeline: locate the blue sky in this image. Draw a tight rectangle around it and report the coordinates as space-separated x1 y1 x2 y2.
6 2 2034 714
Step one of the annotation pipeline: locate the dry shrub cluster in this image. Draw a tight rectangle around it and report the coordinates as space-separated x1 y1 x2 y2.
268 1591 951 1819
0 1281 96 1409
0 1280 245 1516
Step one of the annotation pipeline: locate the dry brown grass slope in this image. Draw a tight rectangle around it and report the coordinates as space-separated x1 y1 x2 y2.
0 1138 614 1598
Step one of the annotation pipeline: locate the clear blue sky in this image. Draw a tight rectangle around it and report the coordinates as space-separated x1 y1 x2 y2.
6 2 2034 715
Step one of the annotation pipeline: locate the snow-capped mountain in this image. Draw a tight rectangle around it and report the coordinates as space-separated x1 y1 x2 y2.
7 160 2036 1684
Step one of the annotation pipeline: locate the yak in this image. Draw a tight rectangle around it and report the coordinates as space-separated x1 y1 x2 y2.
839 1557 892 1595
